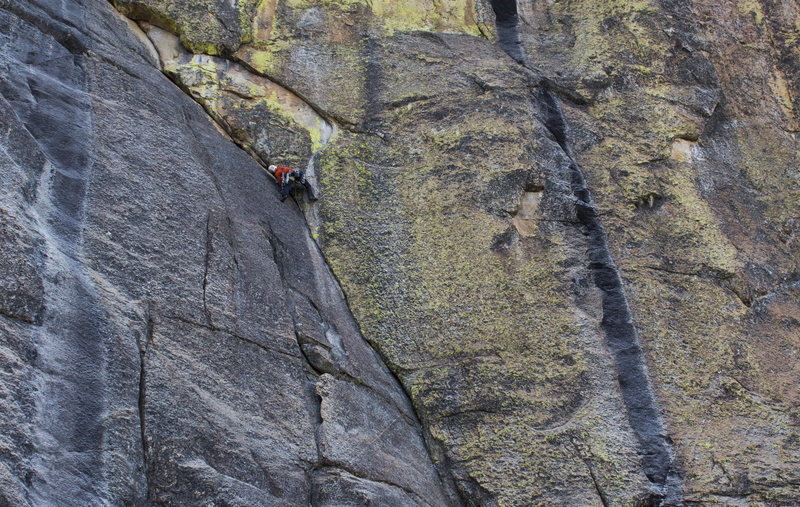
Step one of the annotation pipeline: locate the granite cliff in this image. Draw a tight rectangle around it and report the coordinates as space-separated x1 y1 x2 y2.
0 0 798 505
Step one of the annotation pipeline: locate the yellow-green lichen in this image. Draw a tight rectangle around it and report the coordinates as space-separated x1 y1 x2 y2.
309 93 655 502
736 0 765 25
235 45 285 75
548 0 666 76
285 0 366 9
371 0 482 35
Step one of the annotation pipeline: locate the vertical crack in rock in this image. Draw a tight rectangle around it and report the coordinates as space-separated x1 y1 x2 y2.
345 330 468 505
137 311 154 502
488 1 682 502
260 221 325 501
570 438 610 507
586 461 610 507
536 86 683 504
264 215 457 505
490 0 525 63
202 212 213 326
108 10 454 500
291 225 466 506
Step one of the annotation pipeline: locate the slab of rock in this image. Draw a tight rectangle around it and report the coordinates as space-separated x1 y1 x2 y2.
121 0 800 503
0 0 449 504
3 0 799 504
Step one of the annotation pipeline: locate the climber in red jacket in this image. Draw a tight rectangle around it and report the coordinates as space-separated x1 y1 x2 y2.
269 164 318 202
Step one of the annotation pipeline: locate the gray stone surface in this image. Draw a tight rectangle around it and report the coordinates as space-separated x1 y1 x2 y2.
5 0 798 504
316 374 442 506
0 0 449 504
311 467 420 507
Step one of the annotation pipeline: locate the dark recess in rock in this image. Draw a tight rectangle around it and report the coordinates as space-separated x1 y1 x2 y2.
489 0 525 64
535 85 684 505
634 192 665 212
490 226 520 252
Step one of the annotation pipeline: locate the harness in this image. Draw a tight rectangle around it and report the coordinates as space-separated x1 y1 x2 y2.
282 168 305 186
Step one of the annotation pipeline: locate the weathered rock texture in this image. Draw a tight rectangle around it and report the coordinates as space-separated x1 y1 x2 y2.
1 0 799 505
0 0 450 504
519 1 800 504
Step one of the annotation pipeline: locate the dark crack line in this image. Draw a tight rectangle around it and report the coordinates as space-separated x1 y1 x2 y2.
283 289 422 425
0 308 36 325
162 314 303 362
318 461 431 507
475 22 491 41
344 329 468 504
491 0 683 490
300 245 467 505
269 189 465 504
538 76 592 106
536 83 683 503
137 311 154 503
202 212 213 326
642 264 734 280
260 223 328 498
387 93 435 109
571 439 610 507
294 330 324 377
584 457 609 507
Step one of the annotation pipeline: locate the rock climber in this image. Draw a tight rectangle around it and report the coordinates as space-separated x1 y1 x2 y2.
269 164 318 202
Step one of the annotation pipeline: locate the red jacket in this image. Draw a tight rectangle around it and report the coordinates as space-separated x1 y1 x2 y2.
274 165 293 183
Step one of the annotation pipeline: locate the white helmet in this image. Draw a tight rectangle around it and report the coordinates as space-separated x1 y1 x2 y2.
268 164 277 173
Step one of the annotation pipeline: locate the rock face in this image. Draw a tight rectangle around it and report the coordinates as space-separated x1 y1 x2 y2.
1 0 799 505
518 1 800 504
0 0 450 504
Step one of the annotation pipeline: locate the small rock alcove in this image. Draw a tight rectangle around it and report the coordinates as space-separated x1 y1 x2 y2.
511 185 544 236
